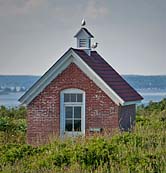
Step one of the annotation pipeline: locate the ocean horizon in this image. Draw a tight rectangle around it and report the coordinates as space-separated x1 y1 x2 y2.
0 89 166 107
0 75 166 107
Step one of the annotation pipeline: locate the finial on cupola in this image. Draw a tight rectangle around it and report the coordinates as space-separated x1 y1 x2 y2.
74 19 94 56
81 19 86 27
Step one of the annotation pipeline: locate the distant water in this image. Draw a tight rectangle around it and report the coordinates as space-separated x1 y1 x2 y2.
0 89 166 107
0 92 25 107
138 89 166 105
0 75 166 107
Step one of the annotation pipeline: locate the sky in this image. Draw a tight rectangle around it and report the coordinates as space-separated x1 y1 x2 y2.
0 0 165 75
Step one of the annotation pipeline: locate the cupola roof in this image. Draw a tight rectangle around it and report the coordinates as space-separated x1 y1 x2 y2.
74 27 94 38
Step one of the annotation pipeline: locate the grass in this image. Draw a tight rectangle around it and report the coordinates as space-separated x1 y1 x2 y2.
0 99 166 172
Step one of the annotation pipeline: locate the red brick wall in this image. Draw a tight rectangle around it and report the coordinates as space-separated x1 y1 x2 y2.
27 63 119 145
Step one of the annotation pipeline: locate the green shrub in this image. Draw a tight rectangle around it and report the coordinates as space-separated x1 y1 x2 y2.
0 106 27 119
0 99 166 172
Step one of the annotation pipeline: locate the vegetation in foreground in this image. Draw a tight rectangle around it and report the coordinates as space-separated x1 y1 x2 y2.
0 99 166 173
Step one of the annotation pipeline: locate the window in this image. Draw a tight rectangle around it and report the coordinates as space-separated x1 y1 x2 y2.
64 93 83 102
60 89 85 136
65 106 81 131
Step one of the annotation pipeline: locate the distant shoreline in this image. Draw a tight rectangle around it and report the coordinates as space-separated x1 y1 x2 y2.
1 75 166 107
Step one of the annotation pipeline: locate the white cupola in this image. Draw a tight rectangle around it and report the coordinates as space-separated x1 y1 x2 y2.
74 20 94 56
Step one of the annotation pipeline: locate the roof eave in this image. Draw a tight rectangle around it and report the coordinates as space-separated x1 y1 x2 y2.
19 48 143 107
122 100 142 106
19 48 74 105
71 49 125 106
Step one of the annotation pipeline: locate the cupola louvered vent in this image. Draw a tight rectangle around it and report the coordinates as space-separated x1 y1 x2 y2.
79 39 87 47
74 20 94 56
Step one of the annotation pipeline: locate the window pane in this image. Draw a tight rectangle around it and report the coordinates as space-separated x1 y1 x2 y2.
77 94 82 102
65 120 72 131
74 107 81 118
65 107 72 118
71 94 76 102
64 94 70 102
74 120 81 131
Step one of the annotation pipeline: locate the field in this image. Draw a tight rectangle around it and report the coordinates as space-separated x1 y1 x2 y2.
0 100 166 173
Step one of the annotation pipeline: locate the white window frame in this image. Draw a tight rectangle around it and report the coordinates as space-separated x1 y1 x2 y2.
60 88 85 137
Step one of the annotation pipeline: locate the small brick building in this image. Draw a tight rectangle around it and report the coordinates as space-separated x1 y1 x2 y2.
19 23 143 145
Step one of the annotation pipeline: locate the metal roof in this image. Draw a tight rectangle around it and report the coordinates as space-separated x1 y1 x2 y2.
72 48 143 102
19 48 143 105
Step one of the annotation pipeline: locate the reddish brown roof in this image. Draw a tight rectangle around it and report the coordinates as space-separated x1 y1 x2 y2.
72 48 143 102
